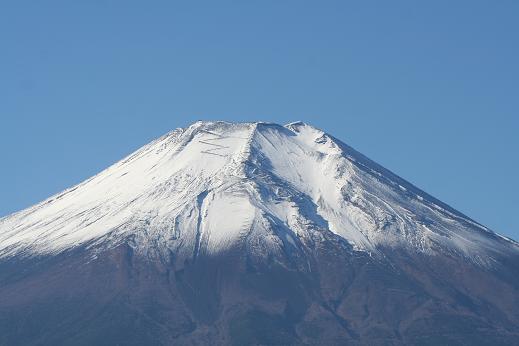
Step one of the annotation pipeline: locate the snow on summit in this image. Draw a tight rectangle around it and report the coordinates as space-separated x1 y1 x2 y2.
0 121 516 264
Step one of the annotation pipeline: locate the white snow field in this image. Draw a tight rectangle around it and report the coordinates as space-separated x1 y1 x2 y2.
0 121 517 265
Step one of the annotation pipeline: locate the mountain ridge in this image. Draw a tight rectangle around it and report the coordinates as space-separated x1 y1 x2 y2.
1 120 518 345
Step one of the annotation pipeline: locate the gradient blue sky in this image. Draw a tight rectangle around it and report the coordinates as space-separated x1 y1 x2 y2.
1 1 518 239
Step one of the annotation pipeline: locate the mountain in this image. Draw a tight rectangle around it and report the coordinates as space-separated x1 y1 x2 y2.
0 121 518 346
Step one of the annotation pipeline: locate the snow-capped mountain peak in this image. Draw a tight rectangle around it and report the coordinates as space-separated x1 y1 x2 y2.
0 121 516 265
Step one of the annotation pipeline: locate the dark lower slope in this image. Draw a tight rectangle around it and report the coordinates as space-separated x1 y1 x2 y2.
0 238 518 346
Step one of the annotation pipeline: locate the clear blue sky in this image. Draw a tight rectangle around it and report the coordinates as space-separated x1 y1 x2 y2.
1 1 518 239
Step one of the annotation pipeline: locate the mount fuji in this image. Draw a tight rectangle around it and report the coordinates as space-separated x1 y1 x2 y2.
1 121 518 345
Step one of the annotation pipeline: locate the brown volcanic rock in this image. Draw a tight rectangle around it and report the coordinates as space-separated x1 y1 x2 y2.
0 237 518 345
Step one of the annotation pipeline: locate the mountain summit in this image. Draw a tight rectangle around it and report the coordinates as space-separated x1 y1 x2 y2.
1 121 518 345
